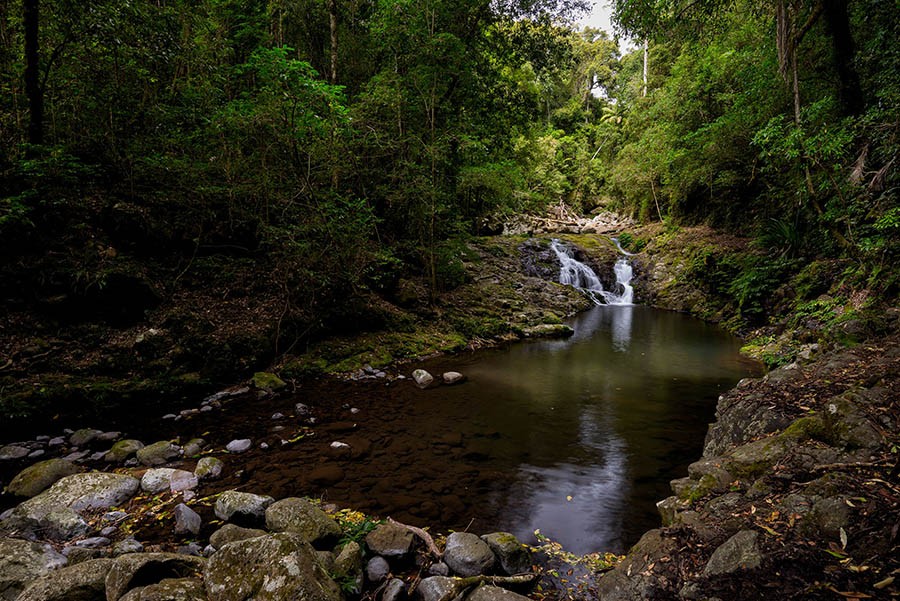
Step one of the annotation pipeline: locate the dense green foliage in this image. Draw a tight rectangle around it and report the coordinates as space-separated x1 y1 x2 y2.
1 0 897 342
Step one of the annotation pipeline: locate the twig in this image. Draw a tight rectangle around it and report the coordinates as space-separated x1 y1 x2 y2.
387 517 443 558
813 462 885 471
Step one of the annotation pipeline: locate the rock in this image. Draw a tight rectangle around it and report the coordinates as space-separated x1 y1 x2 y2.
177 543 204 556
214 490 274 526
15 558 113 601
47 437 65 447
252 372 287 392
204 533 342 601
444 532 495 576
521 324 574 338
225 439 252 453
0 538 68 600
62 450 89 462
5 458 80 498
174 504 201 536
118 578 206 601
69 429 103 447
703 530 762 575
74 536 110 548
466 586 531 601
28 450 45 459
182 439 205 458
596 529 679 600
807 496 851 538
112 538 144 556
427 562 449 576
169 470 199 493
106 553 206 601
105 440 145 463
4 473 139 540
365 523 415 559
194 457 223 480
480 532 532 575
328 441 352 459
333 541 364 594
315 551 336 574
295 403 311 416
366 556 391 582
141 468 178 493
415 576 456 601
412 369 434 389
97 431 121 442
264 497 341 546
442 371 466 385
63 547 107 565
0 445 30 460
209 524 267 550
136 441 181 466
308 465 345 487
382 578 408 601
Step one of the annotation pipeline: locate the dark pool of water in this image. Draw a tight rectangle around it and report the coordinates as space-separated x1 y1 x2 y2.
153 305 761 555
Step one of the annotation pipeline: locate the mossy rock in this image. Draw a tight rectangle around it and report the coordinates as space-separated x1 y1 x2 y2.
251 372 286 392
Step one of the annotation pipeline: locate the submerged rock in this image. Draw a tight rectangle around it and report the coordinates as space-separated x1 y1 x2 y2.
442 371 466 385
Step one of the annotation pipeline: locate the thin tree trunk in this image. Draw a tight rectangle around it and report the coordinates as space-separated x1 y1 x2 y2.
641 39 648 97
328 0 337 84
24 0 42 145
822 0 862 115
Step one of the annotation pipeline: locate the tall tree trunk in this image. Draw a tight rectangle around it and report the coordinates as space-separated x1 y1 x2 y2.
822 0 862 115
23 0 42 145
641 39 648 97
328 0 337 84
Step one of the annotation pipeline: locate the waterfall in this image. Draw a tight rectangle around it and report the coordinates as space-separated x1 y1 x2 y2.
550 239 634 305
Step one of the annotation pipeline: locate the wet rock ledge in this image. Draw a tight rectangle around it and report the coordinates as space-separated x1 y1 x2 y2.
0 469 538 601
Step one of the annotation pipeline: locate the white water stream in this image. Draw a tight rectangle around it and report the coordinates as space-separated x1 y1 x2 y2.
550 239 634 305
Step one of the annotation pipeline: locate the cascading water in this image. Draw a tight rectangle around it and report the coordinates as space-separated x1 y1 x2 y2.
550 239 634 305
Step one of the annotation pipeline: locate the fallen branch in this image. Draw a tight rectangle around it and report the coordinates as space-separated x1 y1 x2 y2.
813 462 885 471
387 517 443 558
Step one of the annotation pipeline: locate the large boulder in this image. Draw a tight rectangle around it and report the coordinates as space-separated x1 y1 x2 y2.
0 538 67 600
105 553 205 601
214 491 274 526
204 533 342 601
480 532 532 575
4 473 139 540
443 532 495 577
264 498 341 546
5 459 80 498
118 578 206 601
136 441 181 466
16 558 113 601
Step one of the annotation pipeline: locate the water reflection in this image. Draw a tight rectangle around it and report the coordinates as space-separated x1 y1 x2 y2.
609 304 633 352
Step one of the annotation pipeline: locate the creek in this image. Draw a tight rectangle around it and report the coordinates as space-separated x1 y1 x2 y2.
154 304 761 556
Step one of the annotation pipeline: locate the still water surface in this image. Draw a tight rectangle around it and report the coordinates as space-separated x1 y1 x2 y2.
196 306 760 555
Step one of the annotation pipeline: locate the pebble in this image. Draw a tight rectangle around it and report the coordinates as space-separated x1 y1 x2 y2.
295 403 310 416
97 431 121 441
48 437 66 447
162 414 177 420
90 451 107 461
271 413 284 420
260 442 269 450
36 435 50 442
100 526 117 537
28 449 46 459
200 406 214 412
103 511 129 522
350 408 361 414
63 450 90 462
